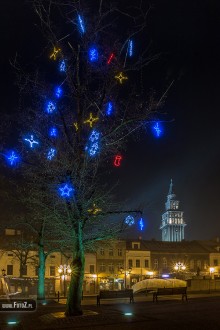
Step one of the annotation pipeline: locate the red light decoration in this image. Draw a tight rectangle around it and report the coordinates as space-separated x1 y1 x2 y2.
107 53 115 65
114 155 122 167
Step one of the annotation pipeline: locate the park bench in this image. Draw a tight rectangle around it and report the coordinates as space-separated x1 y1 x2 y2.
97 289 134 306
153 287 187 302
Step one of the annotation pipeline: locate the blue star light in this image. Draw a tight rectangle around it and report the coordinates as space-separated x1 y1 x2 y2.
49 127 58 137
138 218 144 231
125 215 135 226
153 122 162 137
78 14 85 34
46 101 56 114
6 151 19 167
106 102 113 116
24 135 39 148
59 183 74 198
89 130 100 143
55 86 63 98
89 48 98 62
47 148 56 160
89 142 99 156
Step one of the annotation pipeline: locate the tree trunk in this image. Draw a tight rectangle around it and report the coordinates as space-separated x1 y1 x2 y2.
65 231 85 316
37 241 46 300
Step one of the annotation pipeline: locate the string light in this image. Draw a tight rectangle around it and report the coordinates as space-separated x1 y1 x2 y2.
49 127 58 137
115 72 128 84
46 101 56 114
153 122 162 137
59 59 66 72
55 86 63 98
78 14 85 34
114 155 122 167
59 183 74 198
84 113 99 128
89 48 98 62
106 102 113 116
49 47 61 60
125 215 135 226
47 148 56 160
6 151 19 166
24 135 39 148
128 40 133 57
139 218 144 231
107 53 115 65
88 204 102 215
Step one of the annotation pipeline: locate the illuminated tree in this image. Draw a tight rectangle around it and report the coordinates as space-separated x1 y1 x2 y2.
2 0 171 315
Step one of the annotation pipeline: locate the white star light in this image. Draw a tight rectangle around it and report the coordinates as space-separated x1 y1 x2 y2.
24 135 39 148
59 184 74 198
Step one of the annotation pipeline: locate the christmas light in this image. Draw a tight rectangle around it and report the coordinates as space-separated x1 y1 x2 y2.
78 14 85 34
125 215 135 226
114 155 122 167
89 48 98 62
89 130 100 142
88 204 102 215
59 59 66 72
55 86 63 98
49 47 61 60
84 113 99 128
106 102 113 116
24 135 39 148
49 127 58 137
6 150 19 166
88 142 99 156
139 218 144 231
115 72 128 84
107 53 115 65
153 122 162 137
128 40 133 57
46 101 56 114
59 183 74 198
47 148 56 160
73 122 78 131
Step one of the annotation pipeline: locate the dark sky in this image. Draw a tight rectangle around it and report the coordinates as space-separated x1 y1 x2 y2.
1 0 220 241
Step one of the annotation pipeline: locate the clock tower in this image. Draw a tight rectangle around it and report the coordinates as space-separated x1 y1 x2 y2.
160 179 186 241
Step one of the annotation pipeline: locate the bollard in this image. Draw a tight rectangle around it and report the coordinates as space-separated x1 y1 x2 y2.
57 291 60 302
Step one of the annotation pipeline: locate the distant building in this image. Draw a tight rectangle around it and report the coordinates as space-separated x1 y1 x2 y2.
160 179 186 242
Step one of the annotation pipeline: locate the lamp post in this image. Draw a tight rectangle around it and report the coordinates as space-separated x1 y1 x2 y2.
119 267 132 289
174 262 186 278
58 264 71 297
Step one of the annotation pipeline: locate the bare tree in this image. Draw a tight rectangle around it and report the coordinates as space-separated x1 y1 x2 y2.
3 0 171 316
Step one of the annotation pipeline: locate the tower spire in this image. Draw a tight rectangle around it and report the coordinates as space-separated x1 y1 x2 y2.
168 179 173 195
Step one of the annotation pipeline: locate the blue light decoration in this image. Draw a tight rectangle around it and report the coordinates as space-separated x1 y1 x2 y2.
153 122 162 138
128 39 133 57
46 101 56 114
24 135 39 148
59 59 66 72
106 102 113 116
6 150 19 167
78 14 85 34
55 86 63 98
89 47 98 62
138 217 144 231
58 183 74 198
86 129 100 156
47 148 56 160
125 215 135 226
49 127 58 137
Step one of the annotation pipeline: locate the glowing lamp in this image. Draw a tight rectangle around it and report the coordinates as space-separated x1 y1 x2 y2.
49 127 58 137
78 14 85 34
46 101 56 114
6 150 20 167
114 155 122 167
89 48 98 62
125 215 135 226
58 183 74 198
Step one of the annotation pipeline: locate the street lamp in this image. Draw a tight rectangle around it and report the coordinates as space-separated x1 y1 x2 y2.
119 267 132 289
174 262 186 272
58 264 72 297
209 267 215 279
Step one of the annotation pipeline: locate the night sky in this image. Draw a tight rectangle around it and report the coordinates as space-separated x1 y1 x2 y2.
1 0 220 241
